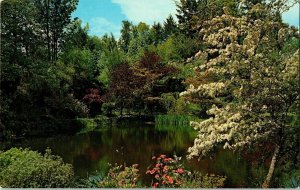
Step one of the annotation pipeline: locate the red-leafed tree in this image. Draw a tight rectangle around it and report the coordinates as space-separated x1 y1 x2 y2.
83 88 104 116
133 51 178 113
108 52 178 115
108 62 136 115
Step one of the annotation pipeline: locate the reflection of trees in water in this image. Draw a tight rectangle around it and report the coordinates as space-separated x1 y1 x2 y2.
214 150 247 187
160 130 195 151
1 124 267 186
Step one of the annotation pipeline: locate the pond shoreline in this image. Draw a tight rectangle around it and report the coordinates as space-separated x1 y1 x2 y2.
0 114 158 142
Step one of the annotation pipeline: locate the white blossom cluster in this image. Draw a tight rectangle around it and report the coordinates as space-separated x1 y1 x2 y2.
187 103 275 160
282 50 299 80
180 82 226 98
181 3 300 160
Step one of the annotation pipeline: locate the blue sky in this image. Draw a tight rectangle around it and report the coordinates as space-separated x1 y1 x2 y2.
72 0 299 38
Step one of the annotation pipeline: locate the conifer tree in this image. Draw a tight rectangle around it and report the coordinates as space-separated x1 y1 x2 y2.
163 15 178 38
119 20 132 53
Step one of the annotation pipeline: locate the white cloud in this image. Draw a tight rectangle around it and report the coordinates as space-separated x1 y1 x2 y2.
282 3 299 27
111 0 177 25
85 17 122 38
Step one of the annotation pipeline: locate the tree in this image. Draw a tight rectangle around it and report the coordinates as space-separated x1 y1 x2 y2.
64 19 89 50
180 1 299 188
119 20 132 53
1 0 41 64
108 62 135 116
163 15 178 38
34 0 79 62
128 22 151 60
98 34 125 87
176 0 200 36
82 88 104 116
150 22 164 45
176 0 240 37
107 52 178 115
157 33 200 61
132 52 178 113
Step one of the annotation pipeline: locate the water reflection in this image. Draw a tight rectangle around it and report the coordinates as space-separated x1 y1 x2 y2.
0 120 265 187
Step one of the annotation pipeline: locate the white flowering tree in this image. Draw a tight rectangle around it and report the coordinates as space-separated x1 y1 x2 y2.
180 0 299 188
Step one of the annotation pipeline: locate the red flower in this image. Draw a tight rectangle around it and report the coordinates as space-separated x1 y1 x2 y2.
164 158 173 162
165 175 174 184
160 154 166 158
177 168 184 174
153 182 159 188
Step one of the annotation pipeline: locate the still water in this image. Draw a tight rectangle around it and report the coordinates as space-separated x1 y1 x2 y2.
0 119 266 187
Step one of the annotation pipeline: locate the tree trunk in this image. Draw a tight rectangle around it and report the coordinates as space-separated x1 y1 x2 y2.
262 144 280 188
120 103 123 116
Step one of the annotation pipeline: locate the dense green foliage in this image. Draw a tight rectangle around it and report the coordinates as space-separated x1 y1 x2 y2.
0 0 299 188
0 148 74 187
0 0 193 139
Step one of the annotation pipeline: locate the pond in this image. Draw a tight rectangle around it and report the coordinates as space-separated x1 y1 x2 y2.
0 119 267 187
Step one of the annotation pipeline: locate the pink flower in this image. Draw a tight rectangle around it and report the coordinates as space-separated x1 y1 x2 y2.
152 156 156 160
155 174 159 179
160 154 166 158
177 168 184 174
155 163 161 168
153 182 159 188
166 175 174 184
163 166 168 171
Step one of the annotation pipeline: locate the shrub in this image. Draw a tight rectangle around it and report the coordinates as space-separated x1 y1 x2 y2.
281 170 300 188
146 155 186 188
0 148 74 188
146 155 226 188
74 173 105 188
99 164 140 188
180 171 226 188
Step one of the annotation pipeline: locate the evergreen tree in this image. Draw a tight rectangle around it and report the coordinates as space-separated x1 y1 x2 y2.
119 20 132 53
176 0 240 37
163 15 178 38
176 0 200 36
151 22 164 45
